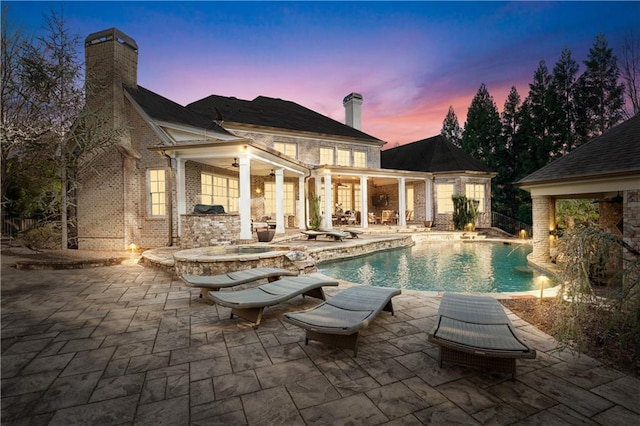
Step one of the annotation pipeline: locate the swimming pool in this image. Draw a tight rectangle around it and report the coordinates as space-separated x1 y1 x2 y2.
318 241 549 293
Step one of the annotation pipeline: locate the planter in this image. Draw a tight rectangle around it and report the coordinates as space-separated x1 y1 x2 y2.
256 229 275 242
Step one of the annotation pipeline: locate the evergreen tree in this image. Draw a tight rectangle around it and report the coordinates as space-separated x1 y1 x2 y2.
520 60 556 171
440 105 462 147
461 83 501 170
575 33 625 144
494 86 521 218
551 47 579 154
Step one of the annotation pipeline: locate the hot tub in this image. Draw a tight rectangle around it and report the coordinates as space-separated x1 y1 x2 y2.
173 245 299 277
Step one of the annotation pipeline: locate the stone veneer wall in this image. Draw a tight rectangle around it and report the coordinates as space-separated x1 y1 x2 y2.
530 195 555 264
180 214 240 248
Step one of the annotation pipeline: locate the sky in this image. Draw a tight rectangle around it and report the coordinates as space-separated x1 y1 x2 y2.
5 1 639 147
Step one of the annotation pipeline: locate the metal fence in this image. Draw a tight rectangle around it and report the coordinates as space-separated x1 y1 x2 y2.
491 211 532 238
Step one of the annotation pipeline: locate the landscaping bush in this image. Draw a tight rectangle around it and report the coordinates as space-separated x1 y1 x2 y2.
17 222 62 250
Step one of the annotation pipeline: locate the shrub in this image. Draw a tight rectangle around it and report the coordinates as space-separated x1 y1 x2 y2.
553 226 640 364
17 222 62 250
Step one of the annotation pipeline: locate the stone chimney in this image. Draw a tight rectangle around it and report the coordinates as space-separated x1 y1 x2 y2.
343 92 363 130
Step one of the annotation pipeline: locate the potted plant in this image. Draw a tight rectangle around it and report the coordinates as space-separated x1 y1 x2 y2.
452 195 479 231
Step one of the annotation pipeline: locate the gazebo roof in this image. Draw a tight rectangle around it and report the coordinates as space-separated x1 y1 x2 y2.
518 114 640 185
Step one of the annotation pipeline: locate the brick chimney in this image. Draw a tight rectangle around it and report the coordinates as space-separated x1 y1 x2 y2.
343 92 363 130
84 28 138 114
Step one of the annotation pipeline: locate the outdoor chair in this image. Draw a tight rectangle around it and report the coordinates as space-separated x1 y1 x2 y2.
428 292 537 380
368 212 378 224
381 210 395 224
283 286 401 356
180 267 298 298
208 273 339 326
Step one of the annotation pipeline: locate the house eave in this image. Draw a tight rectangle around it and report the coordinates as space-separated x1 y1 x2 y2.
220 121 386 147
518 170 640 197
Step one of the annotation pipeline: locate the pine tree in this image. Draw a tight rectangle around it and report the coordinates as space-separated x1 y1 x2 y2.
551 47 579 154
575 33 625 144
494 86 521 218
440 105 462 147
521 60 556 171
461 83 501 170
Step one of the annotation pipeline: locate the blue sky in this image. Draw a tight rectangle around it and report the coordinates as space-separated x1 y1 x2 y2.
5 1 639 145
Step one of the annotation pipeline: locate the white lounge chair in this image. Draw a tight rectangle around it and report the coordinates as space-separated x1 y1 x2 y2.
283 286 401 356
208 273 339 326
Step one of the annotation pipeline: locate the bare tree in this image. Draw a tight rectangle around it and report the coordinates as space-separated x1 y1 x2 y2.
620 31 640 117
4 6 125 248
1 6 53 211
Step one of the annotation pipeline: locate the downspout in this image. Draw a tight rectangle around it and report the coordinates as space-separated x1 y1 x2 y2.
161 150 174 246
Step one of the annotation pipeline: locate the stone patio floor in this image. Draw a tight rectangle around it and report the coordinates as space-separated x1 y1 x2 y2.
2 252 640 425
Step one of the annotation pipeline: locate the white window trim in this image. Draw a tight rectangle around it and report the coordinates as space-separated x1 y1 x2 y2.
147 168 166 218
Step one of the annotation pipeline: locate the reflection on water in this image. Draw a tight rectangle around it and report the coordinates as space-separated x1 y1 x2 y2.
319 242 546 293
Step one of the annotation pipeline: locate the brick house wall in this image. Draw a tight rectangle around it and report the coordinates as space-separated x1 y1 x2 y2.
79 29 171 250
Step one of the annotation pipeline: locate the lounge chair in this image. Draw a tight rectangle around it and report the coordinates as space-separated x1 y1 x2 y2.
208 273 339 326
180 267 299 298
301 230 326 240
283 286 401 356
344 229 363 238
428 293 536 380
301 230 350 241
325 230 350 241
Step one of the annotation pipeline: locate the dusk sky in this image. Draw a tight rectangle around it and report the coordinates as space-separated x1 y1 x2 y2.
5 1 639 146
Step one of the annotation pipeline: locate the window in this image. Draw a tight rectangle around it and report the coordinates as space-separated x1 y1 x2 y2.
148 169 166 217
466 183 485 212
335 183 361 213
273 142 297 159
353 151 367 167
320 147 334 165
336 148 350 166
406 185 414 212
437 183 454 213
264 182 296 215
201 172 238 212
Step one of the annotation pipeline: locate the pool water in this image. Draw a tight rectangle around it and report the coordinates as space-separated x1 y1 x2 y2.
318 242 549 293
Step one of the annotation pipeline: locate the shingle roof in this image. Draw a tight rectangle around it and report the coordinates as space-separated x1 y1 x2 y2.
186 95 382 143
380 135 492 173
124 85 231 134
518 114 640 184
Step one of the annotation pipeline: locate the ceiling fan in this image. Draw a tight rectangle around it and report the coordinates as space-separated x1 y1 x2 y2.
269 169 275 177
231 158 239 168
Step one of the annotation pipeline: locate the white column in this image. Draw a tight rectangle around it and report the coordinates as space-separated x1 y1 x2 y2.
298 175 306 230
360 176 368 228
323 174 333 230
425 178 433 222
275 169 285 233
176 157 186 237
398 177 406 226
239 156 252 240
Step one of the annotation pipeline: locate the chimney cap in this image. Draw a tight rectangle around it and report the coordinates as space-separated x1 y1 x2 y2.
85 28 138 52
343 92 363 105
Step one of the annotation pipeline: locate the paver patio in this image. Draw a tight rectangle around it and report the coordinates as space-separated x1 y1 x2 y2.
2 252 639 425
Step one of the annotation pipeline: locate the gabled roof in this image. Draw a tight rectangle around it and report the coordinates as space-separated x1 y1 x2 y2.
124 85 231 134
380 135 492 173
186 95 383 143
518 114 640 185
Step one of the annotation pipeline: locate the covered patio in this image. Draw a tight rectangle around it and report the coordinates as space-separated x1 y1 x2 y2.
152 141 434 247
